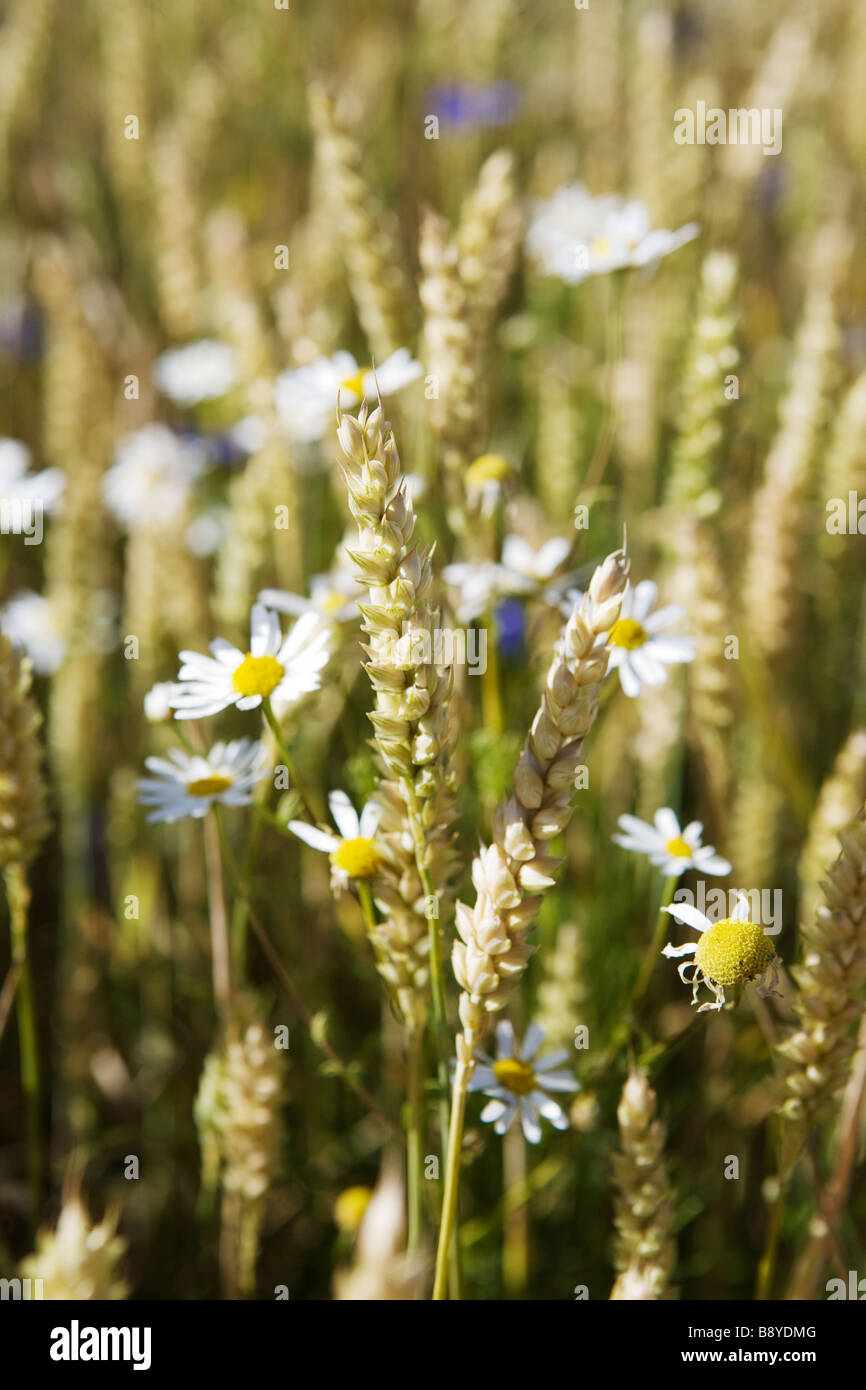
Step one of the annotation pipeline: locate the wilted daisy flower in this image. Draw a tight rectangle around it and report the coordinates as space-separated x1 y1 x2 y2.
526 184 699 285
103 426 207 529
274 348 422 443
137 739 269 823
613 808 731 878
288 789 382 888
0 591 65 674
153 339 239 406
606 580 694 697
171 603 331 719
0 437 64 511
468 1020 579 1144
661 894 781 1013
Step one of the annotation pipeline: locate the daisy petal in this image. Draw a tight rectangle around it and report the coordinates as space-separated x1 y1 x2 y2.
520 1021 546 1061
328 789 360 840
288 821 339 853
662 902 711 932
495 1019 515 1059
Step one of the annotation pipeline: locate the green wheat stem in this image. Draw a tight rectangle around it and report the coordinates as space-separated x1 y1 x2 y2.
631 874 679 1008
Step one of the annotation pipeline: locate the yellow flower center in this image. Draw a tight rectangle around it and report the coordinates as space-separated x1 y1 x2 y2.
333 1185 372 1234
665 836 693 858
331 837 381 879
609 617 648 650
320 590 346 613
592 235 612 256
493 1057 537 1096
466 453 513 487
340 369 366 397
186 774 233 797
231 653 284 698
695 919 776 988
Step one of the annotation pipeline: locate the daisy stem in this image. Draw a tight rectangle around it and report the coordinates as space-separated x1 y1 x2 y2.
502 1121 529 1298
203 813 233 1016
261 698 317 822
481 613 503 735
630 874 678 1010
577 268 626 507
356 878 376 932
433 1057 471 1300
212 809 400 1140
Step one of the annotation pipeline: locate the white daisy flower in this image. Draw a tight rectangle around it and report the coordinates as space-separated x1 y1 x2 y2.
606 580 695 698
442 559 508 623
143 681 184 723
500 534 572 590
274 348 422 443
468 1020 579 1144
103 426 207 529
661 893 781 1013
443 537 571 623
171 602 331 720
258 561 363 626
526 183 699 285
137 738 269 823
153 339 239 406
0 437 64 512
288 789 382 886
613 807 731 878
0 590 65 674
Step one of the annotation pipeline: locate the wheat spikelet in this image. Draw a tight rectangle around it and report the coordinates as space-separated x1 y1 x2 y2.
741 249 838 663
798 731 866 927
535 921 587 1053
625 10 673 222
308 83 408 361
682 527 736 819
97 0 150 219
204 208 276 389
777 808 866 1124
0 637 50 882
729 725 783 887
572 0 624 190
418 206 478 530
455 149 522 339
337 402 456 1027
820 372 866 516
20 1194 128 1300
0 0 54 182
152 127 201 340
816 370 866 612
195 998 284 1295
534 340 584 524
452 550 628 1059
664 251 739 514
610 1067 676 1300
214 436 300 630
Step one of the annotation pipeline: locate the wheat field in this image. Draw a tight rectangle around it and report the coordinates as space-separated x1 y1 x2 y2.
1 0 865 1307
